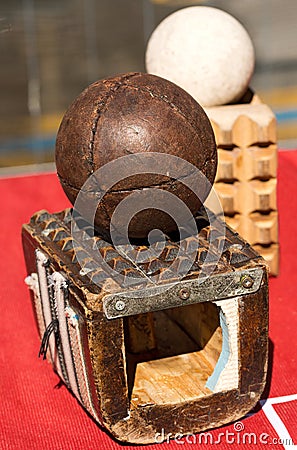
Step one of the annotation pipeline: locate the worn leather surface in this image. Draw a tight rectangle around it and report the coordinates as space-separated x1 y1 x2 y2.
55 72 217 240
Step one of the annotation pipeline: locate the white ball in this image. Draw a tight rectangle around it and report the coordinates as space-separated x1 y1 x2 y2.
145 6 255 107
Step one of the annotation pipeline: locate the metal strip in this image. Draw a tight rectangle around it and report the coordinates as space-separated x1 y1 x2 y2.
102 267 264 319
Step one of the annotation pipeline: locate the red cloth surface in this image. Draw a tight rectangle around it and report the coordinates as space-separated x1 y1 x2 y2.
0 151 296 449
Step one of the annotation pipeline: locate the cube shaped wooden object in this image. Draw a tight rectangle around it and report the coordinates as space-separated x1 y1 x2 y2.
22 208 268 444
206 93 279 275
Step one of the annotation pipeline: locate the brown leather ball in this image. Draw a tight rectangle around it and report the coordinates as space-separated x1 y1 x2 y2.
55 72 217 241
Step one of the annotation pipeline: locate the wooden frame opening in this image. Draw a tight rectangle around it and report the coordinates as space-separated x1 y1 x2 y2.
124 301 223 408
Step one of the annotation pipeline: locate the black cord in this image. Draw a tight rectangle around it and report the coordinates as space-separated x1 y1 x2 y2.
38 319 59 360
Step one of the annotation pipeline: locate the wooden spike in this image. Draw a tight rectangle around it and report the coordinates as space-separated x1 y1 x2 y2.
216 145 278 182
243 145 277 180
225 212 278 245
224 213 279 275
214 180 277 215
215 148 242 182
244 179 277 212
214 183 239 215
244 212 278 245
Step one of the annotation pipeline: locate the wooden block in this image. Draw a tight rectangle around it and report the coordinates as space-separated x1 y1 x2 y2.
253 244 279 276
215 179 277 215
206 103 277 147
22 208 269 443
209 92 279 275
216 145 277 182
